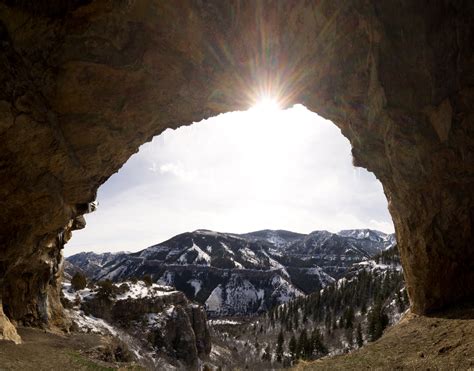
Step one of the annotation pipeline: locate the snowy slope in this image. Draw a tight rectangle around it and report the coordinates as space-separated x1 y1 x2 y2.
66 228 396 317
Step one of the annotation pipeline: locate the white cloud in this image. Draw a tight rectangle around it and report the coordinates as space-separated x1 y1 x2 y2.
159 162 197 181
65 105 394 255
368 219 395 233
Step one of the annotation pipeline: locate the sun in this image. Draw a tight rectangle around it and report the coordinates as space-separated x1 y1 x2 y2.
250 96 281 114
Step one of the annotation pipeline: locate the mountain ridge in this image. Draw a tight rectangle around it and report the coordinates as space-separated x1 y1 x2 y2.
66 228 396 316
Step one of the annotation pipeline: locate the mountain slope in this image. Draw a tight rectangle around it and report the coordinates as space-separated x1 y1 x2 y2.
208 244 407 368
66 228 395 316
66 251 129 278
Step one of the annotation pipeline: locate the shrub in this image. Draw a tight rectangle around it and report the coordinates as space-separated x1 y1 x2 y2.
142 274 153 287
101 337 134 363
71 272 87 291
60 291 73 309
118 283 130 294
96 279 115 300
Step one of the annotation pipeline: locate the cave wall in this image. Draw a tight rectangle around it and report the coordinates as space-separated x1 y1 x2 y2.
0 0 473 341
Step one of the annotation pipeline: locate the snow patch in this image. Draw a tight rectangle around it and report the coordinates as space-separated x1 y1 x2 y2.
220 242 235 256
205 285 223 312
209 319 241 325
188 279 202 295
240 247 260 265
177 241 211 265
115 281 177 300
68 309 117 335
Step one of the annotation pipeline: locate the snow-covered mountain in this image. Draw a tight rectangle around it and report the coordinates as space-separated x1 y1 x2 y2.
338 228 396 249
241 229 306 249
67 228 396 316
279 229 396 277
65 251 129 278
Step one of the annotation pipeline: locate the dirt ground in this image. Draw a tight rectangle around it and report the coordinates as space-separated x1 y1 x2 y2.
297 305 474 370
0 327 141 371
1 306 473 370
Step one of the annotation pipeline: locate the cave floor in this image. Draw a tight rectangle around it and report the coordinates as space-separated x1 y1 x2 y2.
0 328 141 370
1 306 473 370
297 305 474 370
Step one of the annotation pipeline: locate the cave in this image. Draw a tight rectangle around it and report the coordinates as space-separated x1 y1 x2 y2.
0 0 473 345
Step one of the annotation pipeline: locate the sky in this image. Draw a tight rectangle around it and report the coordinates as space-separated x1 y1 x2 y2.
65 103 394 256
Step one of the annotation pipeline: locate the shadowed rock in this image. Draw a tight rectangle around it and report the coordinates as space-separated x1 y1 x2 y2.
0 0 473 341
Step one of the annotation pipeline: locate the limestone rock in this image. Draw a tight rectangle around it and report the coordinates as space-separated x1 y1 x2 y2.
78 282 211 367
158 305 200 367
0 1 473 338
0 301 21 344
187 304 212 357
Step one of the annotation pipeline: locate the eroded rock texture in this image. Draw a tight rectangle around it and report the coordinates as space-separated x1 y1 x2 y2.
0 0 473 340
81 288 211 367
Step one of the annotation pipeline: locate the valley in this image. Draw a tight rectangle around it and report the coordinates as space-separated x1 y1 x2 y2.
61 228 405 369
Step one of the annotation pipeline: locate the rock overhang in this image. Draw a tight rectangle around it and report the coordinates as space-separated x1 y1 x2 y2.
0 0 473 342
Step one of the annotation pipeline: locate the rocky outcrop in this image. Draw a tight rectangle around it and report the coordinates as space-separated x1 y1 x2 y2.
0 299 21 344
0 0 473 340
77 282 211 368
151 304 208 367
187 304 212 357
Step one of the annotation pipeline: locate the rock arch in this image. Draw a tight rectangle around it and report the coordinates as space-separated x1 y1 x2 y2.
0 1 473 341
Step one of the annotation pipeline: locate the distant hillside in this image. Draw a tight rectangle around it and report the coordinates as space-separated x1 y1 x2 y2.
209 244 407 368
66 228 396 316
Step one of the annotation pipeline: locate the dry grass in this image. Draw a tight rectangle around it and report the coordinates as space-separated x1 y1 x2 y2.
295 305 474 370
0 327 142 370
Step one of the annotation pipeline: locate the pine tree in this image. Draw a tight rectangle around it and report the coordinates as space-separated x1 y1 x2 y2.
374 308 389 340
344 307 354 329
294 310 299 330
367 299 389 341
361 300 367 315
367 306 377 341
402 289 410 307
303 330 314 359
297 329 308 360
289 335 297 360
332 315 337 331
276 331 284 363
311 329 327 356
96 279 115 300
396 291 405 312
142 274 153 286
345 327 353 347
356 323 363 348
262 345 271 362
71 272 87 291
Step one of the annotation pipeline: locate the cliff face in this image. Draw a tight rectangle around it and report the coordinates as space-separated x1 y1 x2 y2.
0 1 473 342
76 282 211 368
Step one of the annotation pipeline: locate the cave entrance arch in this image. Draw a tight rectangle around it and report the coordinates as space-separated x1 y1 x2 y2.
66 104 394 256
0 0 472 344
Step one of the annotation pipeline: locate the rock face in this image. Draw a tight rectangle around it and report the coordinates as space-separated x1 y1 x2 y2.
0 0 473 340
0 300 21 344
69 281 211 368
